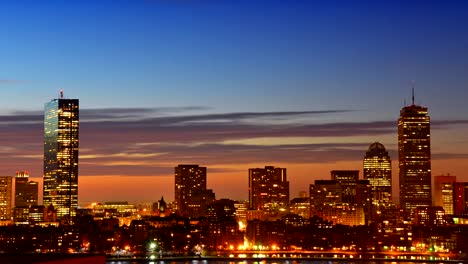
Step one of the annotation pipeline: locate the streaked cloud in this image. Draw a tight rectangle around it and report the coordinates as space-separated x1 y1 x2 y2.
0 107 468 179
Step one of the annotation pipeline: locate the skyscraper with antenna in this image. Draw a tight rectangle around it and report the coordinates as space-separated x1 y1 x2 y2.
398 89 432 213
43 91 79 222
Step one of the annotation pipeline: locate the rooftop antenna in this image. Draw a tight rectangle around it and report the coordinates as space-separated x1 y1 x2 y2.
60 89 64 99
411 80 415 105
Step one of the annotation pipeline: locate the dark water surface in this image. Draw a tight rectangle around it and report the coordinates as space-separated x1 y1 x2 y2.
106 261 459 264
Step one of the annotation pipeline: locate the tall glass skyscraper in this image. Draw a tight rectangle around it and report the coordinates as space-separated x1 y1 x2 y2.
363 142 392 213
398 95 431 213
43 95 79 221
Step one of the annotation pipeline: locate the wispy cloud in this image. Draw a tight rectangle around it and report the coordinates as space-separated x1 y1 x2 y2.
0 107 467 177
0 79 22 84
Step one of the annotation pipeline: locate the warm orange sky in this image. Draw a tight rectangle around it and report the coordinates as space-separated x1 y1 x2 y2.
1 107 467 206
23 123 468 206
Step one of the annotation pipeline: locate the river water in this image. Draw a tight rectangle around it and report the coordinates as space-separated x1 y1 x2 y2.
106 261 456 264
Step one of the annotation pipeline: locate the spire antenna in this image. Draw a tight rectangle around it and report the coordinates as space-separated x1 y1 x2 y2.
60 89 64 99
411 81 415 105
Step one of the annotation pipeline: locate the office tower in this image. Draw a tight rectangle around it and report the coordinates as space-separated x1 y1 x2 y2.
186 189 215 218
43 93 79 220
309 180 342 213
331 170 359 182
331 170 359 204
234 201 248 230
454 182 468 215
249 166 289 214
207 199 236 220
434 175 456 215
356 179 373 222
289 197 310 219
398 92 431 212
320 205 365 226
310 179 366 226
0 176 12 220
363 142 392 211
15 171 39 207
414 206 445 226
174 164 207 214
311 175 372 225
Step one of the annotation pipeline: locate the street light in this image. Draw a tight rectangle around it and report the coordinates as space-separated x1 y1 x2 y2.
149 242 157 250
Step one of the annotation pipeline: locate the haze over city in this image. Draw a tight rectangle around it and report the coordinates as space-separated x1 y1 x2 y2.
1 0 468 204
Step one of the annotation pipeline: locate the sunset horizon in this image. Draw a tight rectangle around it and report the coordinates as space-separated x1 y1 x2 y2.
1 0 468 205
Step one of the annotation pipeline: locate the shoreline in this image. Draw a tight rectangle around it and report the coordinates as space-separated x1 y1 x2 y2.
106 256 468 263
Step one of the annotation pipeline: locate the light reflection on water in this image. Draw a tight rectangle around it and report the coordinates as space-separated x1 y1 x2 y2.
107 261 416 264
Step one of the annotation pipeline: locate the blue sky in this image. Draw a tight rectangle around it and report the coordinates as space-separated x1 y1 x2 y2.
1 1 467 116
1 0 468 202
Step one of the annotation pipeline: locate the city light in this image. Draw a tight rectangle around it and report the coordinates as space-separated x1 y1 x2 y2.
0 2 468 262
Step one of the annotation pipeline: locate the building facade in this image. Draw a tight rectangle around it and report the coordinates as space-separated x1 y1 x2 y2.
363 142 392 213
186 189 215 218
248 166 289 215
43 95 79 220
414 206 445 226
309 180 342 216
15 171 38 207
331 170 359 204
310 174 373 225
289 197 310 219
320 204 365 226
434 175 456 215
454 182 468 215
398 98 431 212
174 164 207 215
0 176 12 220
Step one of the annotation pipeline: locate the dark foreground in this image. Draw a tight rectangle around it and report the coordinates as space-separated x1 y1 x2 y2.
106 256 468 263
1 253 106 264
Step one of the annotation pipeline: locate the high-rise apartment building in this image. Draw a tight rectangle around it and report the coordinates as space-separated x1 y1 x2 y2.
434 175 456 215
363 142 392 211
248 166 289 214
0 176 12 220
15 171 38 207
174 164 207 215
398 93 431 212
43 93 79 220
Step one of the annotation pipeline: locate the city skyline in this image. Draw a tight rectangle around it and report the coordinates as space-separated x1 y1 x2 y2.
0 89 467 205
1 1 468 203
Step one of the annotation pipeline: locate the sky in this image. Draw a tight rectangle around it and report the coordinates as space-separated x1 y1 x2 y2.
1 0 468 205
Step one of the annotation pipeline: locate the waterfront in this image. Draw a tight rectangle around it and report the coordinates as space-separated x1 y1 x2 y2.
106 260 466 264
106 254 467 264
